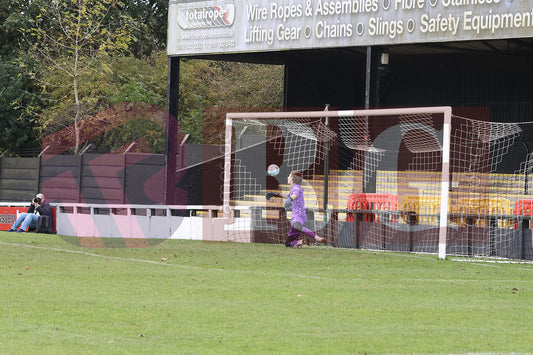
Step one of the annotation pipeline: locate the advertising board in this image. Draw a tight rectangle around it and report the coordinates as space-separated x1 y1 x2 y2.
168 0 533 56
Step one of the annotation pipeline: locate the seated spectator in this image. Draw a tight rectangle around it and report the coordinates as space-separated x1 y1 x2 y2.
7 193 52 233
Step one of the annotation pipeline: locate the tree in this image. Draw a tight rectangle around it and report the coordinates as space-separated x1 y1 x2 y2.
212 62 284 108
179 59 284 144
121 0 168 58
106 52 167 107
24 0 132 154
0 62 42 156
90 52 168 153
0 0 44 155
4 0 284 155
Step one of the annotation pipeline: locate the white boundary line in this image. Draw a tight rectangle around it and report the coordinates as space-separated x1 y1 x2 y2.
452 258 533 265
2 241 531 283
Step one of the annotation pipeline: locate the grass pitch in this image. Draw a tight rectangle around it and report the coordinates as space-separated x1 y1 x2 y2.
0 233 532 354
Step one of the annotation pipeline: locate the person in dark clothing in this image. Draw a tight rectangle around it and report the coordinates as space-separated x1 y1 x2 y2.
7 193 52 233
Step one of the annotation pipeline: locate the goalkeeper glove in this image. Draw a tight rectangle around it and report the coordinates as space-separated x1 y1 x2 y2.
284 197 292 210
265 192 281 200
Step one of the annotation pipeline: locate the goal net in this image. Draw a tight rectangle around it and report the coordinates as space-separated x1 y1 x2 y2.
222 107 533 261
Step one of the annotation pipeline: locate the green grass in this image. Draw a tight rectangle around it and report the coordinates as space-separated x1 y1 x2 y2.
1 233 532 354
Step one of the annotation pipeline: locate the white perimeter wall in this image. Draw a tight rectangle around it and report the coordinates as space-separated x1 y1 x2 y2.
52 203 251 242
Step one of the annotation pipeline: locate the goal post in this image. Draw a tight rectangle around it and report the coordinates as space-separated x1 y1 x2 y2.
222 106 533 260
223 107 452 258
439 107 452 259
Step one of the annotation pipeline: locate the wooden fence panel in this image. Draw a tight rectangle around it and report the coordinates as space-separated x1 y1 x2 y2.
81 154 125 204
40 155 82 203
0 148 221 205
124 154 165 205
0 157 40 201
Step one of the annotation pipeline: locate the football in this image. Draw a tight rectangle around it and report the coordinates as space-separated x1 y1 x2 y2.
267 164 280 177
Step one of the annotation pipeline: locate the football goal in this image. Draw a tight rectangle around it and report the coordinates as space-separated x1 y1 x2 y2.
222 107 533 260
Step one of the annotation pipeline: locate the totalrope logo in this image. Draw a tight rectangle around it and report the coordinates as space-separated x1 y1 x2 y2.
178 4 235 29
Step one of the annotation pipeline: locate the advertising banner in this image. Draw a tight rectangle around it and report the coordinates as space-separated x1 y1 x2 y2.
0 206 57 232
0 207 25 230
168 0 533 56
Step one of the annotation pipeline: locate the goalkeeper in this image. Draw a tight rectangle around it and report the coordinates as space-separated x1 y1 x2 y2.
283 171 326 248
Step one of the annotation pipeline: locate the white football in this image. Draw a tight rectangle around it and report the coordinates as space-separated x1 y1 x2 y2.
267 164 280 177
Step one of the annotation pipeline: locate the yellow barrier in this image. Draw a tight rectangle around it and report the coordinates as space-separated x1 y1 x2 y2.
453 197 512 228
398 196 442 226
398 196 514 228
